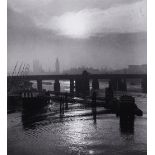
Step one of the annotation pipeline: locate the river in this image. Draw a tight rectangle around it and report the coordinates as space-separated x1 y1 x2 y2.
7 81 147 155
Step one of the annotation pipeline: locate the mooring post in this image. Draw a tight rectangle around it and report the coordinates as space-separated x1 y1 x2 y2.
141 77 147 93
92 91 97 123
122 78 127 91
81 70 90 95
75 78 79 94
60 95 62 114
62 96 65 113
65 93 68 109
70 79 74 94
37 79 42 92
118 78 127 91
109 79 117 91
92 78 99 90
105 86 114 105
119 95 135 133
54 79 60 92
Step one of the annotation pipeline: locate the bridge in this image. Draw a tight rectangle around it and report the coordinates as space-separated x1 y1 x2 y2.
8 71 147 93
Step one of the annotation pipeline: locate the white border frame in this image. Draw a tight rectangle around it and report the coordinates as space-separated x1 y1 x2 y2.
1 0 155 154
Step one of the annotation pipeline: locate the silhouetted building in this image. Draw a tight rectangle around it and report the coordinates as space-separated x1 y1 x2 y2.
127 64 147 74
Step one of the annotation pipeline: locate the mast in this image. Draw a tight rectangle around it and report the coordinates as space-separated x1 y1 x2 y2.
17 63 23 76
11 62 18 77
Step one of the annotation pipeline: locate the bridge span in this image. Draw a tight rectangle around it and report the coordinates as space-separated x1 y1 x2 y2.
8 73 146 80
8 72 147 93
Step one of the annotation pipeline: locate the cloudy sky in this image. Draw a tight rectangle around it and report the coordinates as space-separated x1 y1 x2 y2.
7 0 147 72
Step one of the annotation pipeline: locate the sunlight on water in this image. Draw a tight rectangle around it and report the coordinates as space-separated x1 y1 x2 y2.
8 81 147 155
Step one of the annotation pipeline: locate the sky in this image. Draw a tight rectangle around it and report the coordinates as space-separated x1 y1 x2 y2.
7 0 147 72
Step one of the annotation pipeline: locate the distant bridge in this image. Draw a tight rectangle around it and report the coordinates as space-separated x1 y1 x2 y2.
7 73 146 80
7 72 147 93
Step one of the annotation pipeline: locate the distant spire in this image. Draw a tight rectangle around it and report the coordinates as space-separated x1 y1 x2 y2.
55 58 60 74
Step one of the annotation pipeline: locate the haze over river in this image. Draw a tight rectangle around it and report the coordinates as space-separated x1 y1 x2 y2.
8 81 147 155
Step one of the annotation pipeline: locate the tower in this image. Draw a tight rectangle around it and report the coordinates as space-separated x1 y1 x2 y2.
55 58 60 74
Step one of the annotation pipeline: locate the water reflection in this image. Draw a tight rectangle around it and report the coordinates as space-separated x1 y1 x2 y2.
7 98 22 114
119 116 135 135
22 105 49 130
92 109 97 125
91 91 97 125
8 81 147 155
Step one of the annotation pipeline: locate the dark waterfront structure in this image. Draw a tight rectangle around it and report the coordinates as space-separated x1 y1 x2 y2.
118 95 142 134
54 79 60 92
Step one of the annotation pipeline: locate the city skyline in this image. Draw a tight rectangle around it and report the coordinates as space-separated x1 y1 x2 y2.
7 58 147 75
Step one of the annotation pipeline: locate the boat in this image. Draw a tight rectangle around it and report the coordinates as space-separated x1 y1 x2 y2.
21 90 51 109
7 63 34 105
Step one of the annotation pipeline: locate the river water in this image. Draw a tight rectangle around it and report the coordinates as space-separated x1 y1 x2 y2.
7 81 147 155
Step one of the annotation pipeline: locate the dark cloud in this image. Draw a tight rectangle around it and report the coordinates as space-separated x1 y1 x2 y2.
8 0 142 16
